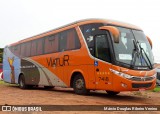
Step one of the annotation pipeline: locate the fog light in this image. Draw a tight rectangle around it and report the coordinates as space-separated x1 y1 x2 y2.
121 83 127 88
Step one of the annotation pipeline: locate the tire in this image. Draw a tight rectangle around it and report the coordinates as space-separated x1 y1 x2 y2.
19 74 27 89
27 85 34 89
73 74 90 95
106 91 120 96
44 86 55 89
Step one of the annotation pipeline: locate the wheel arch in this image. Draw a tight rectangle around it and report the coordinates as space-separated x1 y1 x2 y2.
70 71 85 88
18 73 24 84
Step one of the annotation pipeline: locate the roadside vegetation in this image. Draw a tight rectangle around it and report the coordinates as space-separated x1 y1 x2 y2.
0 80 5 84
132 86 160 96
152 86 160 92
0 80 17 86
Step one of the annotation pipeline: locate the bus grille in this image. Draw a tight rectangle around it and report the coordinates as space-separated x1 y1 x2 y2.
130 76 154 81
132 83 152 88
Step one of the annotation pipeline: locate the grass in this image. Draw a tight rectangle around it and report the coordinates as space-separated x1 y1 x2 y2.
130 86 160 98
152 86 160 92
0 80 5 84
0 80 18 86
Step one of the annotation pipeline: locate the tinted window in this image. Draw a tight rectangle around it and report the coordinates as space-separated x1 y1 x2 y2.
53 34 59 52
45 28 80 53
44 35 58 54
14 45 21 57
80 23 105 55
37 38 44 55
11 28 80 57
20 42 31 57
66 29 81 50
95 35 111 62
20 43 26 57
25 42 31 57
31 40 37 56
10 45 20 57
59 31 67 52
75 33 81 49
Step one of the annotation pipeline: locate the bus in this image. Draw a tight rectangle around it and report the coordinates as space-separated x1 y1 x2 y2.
3 19 156 95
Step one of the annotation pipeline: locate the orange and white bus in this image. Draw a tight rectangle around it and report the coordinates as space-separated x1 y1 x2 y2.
3 19 156 95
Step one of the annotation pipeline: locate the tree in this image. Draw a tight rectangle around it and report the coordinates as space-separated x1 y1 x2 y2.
0 48 3 63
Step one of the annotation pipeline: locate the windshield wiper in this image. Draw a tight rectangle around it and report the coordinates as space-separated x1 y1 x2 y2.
137 41 153 69
130 40 138 69
130 40 152 69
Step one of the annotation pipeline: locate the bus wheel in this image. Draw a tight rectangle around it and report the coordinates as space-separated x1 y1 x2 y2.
19 75 27 89
106 91 120 96
27 85 34 89
73 74 90 95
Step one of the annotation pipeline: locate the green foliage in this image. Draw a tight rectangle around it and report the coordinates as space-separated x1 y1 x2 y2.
0 48 3 63
0 80 5 84
0 80 18 86
152 86 160 92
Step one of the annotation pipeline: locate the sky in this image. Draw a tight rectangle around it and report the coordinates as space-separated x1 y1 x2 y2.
0 0 160 62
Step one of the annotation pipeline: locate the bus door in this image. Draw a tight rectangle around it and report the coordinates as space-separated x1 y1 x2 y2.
94 34 113 90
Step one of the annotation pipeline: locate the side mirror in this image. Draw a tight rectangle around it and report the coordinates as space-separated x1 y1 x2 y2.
99 26 120 43
146 36 152 49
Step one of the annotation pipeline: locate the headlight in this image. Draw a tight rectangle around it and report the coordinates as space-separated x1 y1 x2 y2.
110 69 157 81
152 73 157 78
110 69 133 79
120 73 133 79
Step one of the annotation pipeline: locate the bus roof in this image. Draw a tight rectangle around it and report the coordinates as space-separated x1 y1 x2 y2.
9 18 142 47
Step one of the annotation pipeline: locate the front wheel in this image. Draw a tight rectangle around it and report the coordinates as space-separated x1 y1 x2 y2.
73 74 90 95
106 91 120 96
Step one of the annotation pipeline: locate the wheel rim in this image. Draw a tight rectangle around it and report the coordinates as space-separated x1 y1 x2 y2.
75 79 84 90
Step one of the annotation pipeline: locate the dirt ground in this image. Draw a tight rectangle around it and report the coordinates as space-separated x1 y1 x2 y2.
0 83 160 114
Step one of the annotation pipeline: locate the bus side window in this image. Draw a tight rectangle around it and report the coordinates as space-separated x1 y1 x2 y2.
20 42 31 57
74 30 81 49
80 23 104 56
31 40 37 56
25 42 31 57
12 45 20 57
67 29 75 50
37 38 44 55
44 34 59 54
95 35 111 62
53 34 59 53
66 29 81 50
44 35 55 54
59 31 67 52
20 43 26 57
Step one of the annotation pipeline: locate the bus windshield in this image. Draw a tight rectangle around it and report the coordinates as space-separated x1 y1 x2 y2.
113 27 154 69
